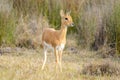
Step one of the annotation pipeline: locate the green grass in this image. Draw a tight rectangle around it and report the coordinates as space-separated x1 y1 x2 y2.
0 48 120 80
0 12 17 46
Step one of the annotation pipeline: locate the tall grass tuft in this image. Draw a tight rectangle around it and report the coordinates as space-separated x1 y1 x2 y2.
0 12 17 46
113 2 120 55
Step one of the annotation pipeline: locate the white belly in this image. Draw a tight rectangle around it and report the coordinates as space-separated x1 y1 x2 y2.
43 41 54 51
56 44 65 51
43 41 65 51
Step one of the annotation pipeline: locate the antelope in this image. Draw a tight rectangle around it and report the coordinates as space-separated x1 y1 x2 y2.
41 10 74 71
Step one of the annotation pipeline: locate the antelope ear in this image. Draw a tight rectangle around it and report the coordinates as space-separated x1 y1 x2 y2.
66 10 71 16
60 10 64 17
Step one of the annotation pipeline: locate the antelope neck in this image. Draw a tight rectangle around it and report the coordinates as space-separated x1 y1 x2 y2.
59 25 67 40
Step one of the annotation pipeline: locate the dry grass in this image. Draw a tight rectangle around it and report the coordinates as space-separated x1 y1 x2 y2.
0 46 120 80
82 61 120 76
0 36 118 80
15 14 49 48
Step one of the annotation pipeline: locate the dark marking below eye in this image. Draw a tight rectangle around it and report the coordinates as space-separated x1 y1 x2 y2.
65 18 68 20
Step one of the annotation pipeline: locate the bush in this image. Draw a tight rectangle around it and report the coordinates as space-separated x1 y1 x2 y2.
77 0 116 48
82 61 120 76
106 1 120 55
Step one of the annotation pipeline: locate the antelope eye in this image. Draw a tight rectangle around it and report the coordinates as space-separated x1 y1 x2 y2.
65 18 68 20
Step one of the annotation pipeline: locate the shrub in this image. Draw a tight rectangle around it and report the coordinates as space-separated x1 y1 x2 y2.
106 1 120 55
82 61 120 76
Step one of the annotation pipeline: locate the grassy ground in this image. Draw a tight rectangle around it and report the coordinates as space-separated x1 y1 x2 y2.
0 47 120 80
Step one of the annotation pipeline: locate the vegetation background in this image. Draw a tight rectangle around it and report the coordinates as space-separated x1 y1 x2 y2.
0 0 120 80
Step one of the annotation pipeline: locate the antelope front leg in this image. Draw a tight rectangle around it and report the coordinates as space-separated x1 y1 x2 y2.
41 49 47 70
54 49 59 71
59 50 63 72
